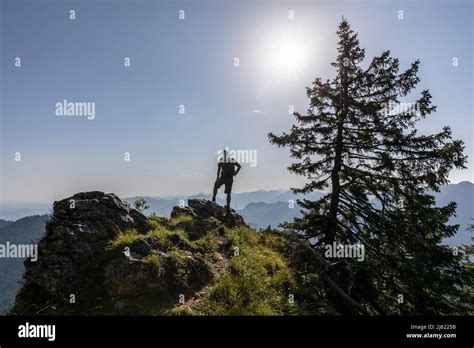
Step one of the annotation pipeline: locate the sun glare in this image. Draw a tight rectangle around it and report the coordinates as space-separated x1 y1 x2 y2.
272 39 306 75
258 26 313 81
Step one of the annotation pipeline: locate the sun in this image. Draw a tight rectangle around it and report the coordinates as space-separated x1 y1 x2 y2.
258 26 313 80
271 38 306 76
251 23 317 89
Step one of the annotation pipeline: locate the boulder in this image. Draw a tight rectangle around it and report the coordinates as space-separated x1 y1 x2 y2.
171 199 246 228
14 191 149 313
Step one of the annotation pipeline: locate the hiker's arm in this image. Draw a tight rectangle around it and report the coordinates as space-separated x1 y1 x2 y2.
216 163 221 178
234 163 241 176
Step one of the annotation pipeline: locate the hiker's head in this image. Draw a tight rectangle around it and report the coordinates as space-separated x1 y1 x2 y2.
217 149 225 163
218 148 236 163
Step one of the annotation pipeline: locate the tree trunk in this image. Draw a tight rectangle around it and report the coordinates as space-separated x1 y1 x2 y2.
326 122 344 244
326 59 348 245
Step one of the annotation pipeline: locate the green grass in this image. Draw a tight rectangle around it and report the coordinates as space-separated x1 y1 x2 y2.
106 216 307 315
145 253 162 271
168 248 190 286
107 221 205 255
169 214 194 228
170 214 214 239
107 214 218 286
108 229 142 250
195 226 300 315
193 233 219 262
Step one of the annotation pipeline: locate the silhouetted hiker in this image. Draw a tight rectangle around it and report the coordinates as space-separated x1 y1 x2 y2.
212 150 241 213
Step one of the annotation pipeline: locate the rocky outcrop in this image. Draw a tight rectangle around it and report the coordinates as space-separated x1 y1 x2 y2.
13 193 245 314
171 199 246 228
14 192 149 314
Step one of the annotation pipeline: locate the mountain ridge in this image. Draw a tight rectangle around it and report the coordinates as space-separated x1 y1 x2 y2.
0 215 49 313
2 182 471 222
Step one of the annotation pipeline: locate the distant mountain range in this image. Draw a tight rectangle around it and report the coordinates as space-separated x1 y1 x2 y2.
242 182 473 246
122 190 322 218
1 183 471 243
1 183 472 242
431 181 473 245
239 201 304 230
0 220 12 230
0 215 49 313
0 202 51 222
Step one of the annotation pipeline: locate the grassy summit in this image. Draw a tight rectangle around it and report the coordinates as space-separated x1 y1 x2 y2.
107 214 326 315
11 193 334 316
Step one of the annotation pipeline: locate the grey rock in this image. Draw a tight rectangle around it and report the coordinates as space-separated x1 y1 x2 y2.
14 191 149 314
171 199 246 228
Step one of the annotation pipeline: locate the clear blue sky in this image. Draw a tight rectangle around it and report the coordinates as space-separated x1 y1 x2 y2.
1 0 473 203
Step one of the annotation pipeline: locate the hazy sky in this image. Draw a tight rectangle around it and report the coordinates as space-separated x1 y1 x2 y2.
1 0 473 203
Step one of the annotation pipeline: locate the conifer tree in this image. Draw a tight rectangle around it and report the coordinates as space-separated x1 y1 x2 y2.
269 19 470 314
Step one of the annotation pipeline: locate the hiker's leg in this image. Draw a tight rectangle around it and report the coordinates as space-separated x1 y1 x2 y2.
212 180 220 202
226 193 231 212
225 179 233 212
